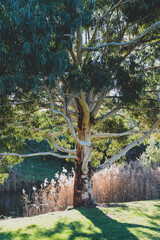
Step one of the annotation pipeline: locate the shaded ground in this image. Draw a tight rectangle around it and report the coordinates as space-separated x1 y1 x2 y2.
0 200 160 240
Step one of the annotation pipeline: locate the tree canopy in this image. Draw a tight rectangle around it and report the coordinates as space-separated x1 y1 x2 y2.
0 0 159 95
0 0 160 206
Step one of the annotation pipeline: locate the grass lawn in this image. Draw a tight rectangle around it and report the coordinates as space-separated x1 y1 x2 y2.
13 158 73 182
0 200 160 240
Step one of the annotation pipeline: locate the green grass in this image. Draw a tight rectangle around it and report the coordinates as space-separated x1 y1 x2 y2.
0 200 160 240
14 158 73 182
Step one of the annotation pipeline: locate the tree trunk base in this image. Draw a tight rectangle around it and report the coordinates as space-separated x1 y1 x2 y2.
73 162 94 208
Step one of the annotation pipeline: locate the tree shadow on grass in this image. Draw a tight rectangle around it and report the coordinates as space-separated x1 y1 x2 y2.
0 208 137 240
153 204 160 210
78 207 138 240
79 207 160 240
0 207 160 240
0 227 30 240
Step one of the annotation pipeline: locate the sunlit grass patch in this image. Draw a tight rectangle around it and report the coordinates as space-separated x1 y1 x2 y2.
0 200 160 240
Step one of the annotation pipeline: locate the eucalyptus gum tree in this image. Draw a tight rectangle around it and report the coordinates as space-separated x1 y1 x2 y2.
0 0 160 207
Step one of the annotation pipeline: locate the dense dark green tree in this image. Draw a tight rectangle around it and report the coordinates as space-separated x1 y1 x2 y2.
0 0 160 207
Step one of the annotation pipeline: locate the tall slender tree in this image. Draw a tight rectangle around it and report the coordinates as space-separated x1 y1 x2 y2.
0 0 160 207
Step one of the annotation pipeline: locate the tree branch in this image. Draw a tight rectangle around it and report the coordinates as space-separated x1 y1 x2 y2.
143 66 160 72
93 106 120 126
77 27 83 65
0 120 37 134
78 91 90 126
91 128 159 138
86 89 96 112
90 89 106 119
15 125 67 137
143 72 160 105
84 0 126 62
0 151 76 159
69 48 77 64
67 93 79 112
0 100 35 108
83 21 160 51
94 115 160 173
82 146 91 174
102 12 112 57
54 79 66 102
49 134 76 154
45 86 92 147
92 0 125 43
8 120 35 127
53 102 79 117
90 99 103 119
122 106 160 111
98 0 127 23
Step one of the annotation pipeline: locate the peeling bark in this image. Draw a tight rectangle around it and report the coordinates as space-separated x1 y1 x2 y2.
73 161 94 208
73 117 94 208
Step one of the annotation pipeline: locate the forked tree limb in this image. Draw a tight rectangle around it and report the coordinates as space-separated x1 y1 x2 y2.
78 91 90 126
45 86 92 147
93 106 120 126
90 89 107 118
49 134 76 154
90 99 104 119
84 0 126 62
83 21 160 51
94 115 160 173
88 0 125 45
53 102 79 117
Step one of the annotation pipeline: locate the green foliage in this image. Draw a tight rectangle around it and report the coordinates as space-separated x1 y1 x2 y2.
0 0 160 176
91 115 131 166
0 0 96 94
0 173 9 184
0 0 159 98
116 66 145 104
82 59 113 93
1 138 74 182
146 136 160 165
137 136 160 167
121 0 160 24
